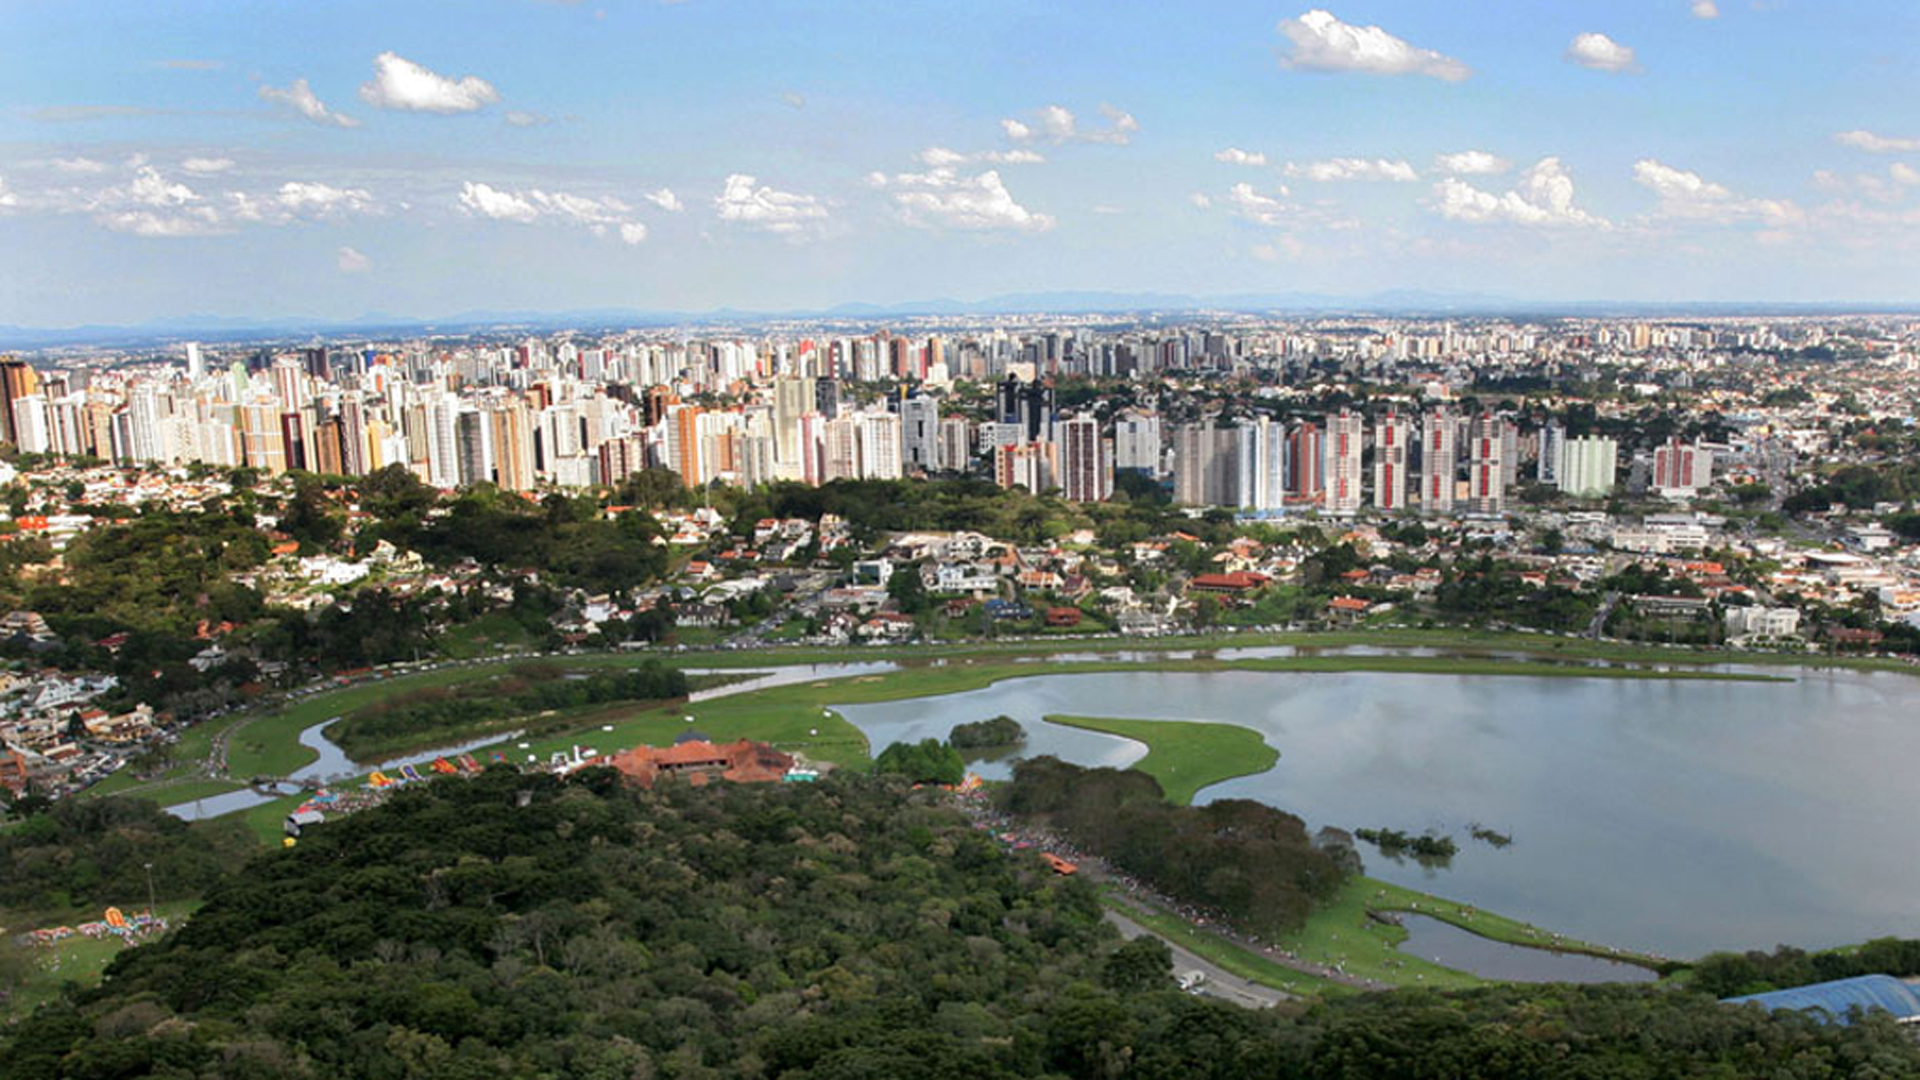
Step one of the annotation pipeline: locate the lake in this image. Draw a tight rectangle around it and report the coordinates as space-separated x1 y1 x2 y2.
833 664 1920 958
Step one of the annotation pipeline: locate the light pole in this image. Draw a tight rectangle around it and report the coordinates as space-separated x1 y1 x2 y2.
142 861 156 922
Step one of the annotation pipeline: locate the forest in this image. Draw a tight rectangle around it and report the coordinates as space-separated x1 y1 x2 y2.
328 661 688 762
5 772 1919 1079
1001 756 1353 935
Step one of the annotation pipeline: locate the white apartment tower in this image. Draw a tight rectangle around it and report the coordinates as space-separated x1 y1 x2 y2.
1373 412 1411 512
1325 410 1364 514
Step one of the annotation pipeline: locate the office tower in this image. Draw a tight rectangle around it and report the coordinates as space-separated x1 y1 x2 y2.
185 342 204 381
1173 421 1238 507
0 359 40 446
1112 410 1163 475
813 377 840 420
937 416 973 474
1559 436 1618 498
900 394 940 472
1058 415 1112 503
299 347 328 380
1468 413 1506 513
1421 408 1455 514
1324 411 1363 514
1373 412 1411 512
1287 421 1324 503
1235 416 1287 513
1652 438 1712 498
997 375 1054 442
489 403 536 491
454 409 493 486
1537 422 1566 486
665 404 703 485
772 375 816 466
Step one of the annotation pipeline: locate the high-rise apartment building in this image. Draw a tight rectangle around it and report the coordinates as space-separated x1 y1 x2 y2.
1559 436 1618 498
1373 412 1410 512
1421 408 1455 515
1468 413 1506 513
1057 415 1112 503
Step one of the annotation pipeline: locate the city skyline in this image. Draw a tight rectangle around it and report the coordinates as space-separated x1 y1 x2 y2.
2 1 1918 327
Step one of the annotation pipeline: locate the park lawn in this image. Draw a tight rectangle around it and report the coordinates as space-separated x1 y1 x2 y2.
1044 714 1278 805
1098 890 1359 999
1362 877 1668 970
3 900 201 1018
436 612 536 659
1270 875 1490 992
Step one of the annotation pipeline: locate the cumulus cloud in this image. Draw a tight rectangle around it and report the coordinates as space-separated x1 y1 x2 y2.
359 52 499 113
50 157 108 174
1892 163 1920 186
1566 32 1639 73
918 146 1045 167
1435 150 1511 176
1284 157 1417 182
337 246 371 272
1276 9 1470 81
644 188 683 212
97 208 222 237
1432 157 1607 227
1691 1 1718 17
1835 130 1920 153
872 166 1054 232
275 181 373 216
259 78 360 128
1214 147 1268 167
1000 104 1137 146
1632 159 1802 226
714 173 828 234
181 157 235 174
1226 182 1296 226
458 180 647 242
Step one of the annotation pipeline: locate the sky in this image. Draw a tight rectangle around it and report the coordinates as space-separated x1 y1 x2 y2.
1 0 1917 326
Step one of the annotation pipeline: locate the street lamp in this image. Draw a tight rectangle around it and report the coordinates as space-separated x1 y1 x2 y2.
143 861 156 921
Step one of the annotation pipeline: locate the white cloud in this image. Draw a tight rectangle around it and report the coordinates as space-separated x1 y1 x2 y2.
1285 157 1417 182
873 167 1054 232
1251 236 1308 261
458 181 539 222
918 146 1045 167
1691 0 1719 17
1435 150 1510 175
1214 147 1268 167
644 188 683 212
1566 32 1639 73
337 246 371 272
1189 192 1212 209
1000 103 1137 145
458 180 650 242
780 90 806 109
1276 9 1470 81
0 176 17 210
1432 157 1607 227
181 157 235 175
276 180 373 216
1632 159 1802 226
1226 182 1295 226
714 173 828 234
1835 130 1920 153
97 208 222 237
50 157 108 174
125 165 199 207
259 78 360 128
503 110 551 127
358 52 499 114
1892 163 1920 186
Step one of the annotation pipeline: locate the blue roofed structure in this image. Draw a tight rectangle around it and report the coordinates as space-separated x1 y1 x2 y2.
1723 974 1920 1025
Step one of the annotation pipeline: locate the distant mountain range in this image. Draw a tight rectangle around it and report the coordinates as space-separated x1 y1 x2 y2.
4 290 1916 350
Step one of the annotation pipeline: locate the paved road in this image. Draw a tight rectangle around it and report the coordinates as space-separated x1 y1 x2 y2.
1102 909 1291 1009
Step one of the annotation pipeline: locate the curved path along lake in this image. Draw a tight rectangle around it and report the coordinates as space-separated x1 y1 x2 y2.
835 664 1920 959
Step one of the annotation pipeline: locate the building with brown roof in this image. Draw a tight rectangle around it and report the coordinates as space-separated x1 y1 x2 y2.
608 738 796 789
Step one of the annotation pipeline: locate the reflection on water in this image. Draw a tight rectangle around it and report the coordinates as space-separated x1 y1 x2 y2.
1395 914 1657 983
830 664 1920 957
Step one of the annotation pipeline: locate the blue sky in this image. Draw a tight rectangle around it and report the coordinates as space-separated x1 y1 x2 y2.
1 1 1916 324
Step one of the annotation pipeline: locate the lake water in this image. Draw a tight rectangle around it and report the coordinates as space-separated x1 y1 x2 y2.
1394 914 1658 983
833 665 1920 959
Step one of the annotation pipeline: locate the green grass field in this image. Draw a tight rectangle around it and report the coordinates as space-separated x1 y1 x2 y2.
1044 714 1279 805
2 900 200 1018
